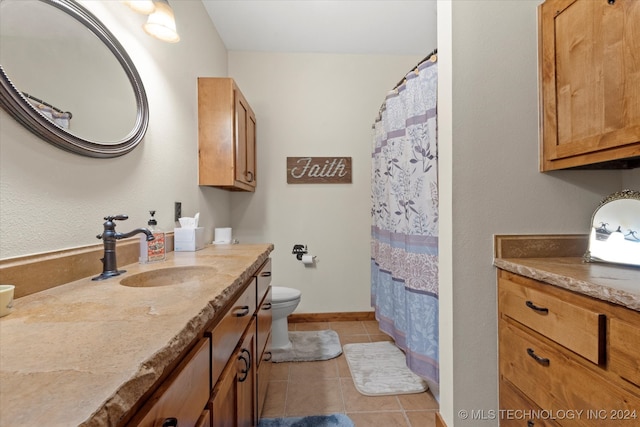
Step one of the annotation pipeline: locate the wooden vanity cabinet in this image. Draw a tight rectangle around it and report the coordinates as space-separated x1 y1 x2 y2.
128 338 211 427
498 270 640 426
198 77 257 191
538 0 640 171
206 258 272 427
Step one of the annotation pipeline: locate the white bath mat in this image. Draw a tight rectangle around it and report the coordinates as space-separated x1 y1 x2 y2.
271 330 342 363
343 341 428 396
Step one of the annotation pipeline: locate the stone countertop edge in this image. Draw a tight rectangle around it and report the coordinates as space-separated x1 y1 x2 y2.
493 234 639 312
0 243 274 427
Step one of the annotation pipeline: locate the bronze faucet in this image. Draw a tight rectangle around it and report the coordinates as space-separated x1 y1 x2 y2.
93 215 154 281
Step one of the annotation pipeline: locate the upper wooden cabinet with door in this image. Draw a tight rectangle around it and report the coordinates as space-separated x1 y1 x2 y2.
538 0 640 171
198 78 257 191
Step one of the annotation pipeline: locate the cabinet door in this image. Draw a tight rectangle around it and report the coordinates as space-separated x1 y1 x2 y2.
234 89 257 189
237 324 257 427
132 339 210 427
211 359 237 427
211 321 256 427
539 0 640 170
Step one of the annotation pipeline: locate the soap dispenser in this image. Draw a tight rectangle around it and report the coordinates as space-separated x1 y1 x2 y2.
140 210 166 263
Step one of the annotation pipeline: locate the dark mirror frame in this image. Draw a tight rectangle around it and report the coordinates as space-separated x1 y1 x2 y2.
0 0 149 158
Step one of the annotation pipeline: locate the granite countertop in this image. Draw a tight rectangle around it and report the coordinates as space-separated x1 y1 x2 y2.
0 243 273 427
494 235 640 311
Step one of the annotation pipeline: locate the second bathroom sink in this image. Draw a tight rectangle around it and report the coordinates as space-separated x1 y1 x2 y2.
119 266 216 288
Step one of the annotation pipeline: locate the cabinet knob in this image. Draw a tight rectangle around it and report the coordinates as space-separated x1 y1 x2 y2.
246 170 254 182
162 418 178 427
608 0 615 4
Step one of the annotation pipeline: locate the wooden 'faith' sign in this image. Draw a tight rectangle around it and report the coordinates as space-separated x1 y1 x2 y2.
286 157 352 184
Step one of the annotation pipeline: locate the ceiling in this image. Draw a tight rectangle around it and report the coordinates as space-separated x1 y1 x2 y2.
201 0 437 56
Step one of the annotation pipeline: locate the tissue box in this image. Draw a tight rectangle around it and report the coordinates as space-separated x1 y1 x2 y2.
174 227 206 251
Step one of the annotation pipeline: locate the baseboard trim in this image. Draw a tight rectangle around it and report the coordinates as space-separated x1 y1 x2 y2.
288 311 375 323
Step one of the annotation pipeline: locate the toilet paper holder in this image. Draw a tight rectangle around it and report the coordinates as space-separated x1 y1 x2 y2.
292 244 307 260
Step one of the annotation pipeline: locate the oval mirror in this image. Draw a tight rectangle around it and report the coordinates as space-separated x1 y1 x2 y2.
584 189 640 267
0 0 149 158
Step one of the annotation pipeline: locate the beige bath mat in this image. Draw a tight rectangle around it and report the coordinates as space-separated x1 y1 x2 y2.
271 330 342 363
343 341 428 396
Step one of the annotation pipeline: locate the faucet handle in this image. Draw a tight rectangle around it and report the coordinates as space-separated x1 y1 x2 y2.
104 215 129 221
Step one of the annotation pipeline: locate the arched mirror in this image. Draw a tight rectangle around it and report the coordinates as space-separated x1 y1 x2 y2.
0 0 149 158
584 189 640 267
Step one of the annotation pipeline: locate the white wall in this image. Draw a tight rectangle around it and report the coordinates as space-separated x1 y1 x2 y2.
227 52 423 313
0 1 230 259
438 1 626 426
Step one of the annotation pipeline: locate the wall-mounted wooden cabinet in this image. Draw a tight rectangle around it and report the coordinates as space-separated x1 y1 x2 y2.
538 0 640 171
198 78 257 191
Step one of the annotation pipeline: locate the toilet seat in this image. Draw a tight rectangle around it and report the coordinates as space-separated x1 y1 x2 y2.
272 286 301 303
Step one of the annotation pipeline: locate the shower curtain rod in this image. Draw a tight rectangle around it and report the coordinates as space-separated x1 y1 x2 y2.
392 48 438 91
21 91 72 117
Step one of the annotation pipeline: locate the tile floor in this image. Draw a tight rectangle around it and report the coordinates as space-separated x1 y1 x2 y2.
260 320 439 427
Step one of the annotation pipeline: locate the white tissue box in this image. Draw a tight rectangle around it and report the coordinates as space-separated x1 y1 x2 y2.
174 227 205 251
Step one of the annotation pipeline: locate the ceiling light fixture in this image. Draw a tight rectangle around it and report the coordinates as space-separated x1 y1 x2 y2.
121 0 156 15
143 0 180 43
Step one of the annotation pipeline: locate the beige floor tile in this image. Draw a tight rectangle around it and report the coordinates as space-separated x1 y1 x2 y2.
347 411 409 427
285 379 345 416
261 381 287 418
362 320 383 334
341 378 402 412
292 321 330 331
288 359 338 381
339 334 371 345
260 319 441 425
397 391 439 411
369 333 394 342
330 321 367 335
406 411 436 427
269 362 290 381
336 354 352 378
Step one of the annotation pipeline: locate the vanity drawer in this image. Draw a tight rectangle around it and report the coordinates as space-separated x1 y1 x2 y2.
609 317 640 387
500 378 560 427
499 277 605 364
500 321 640 426
256 258 272 305
132 338 210 427
208 278 257 386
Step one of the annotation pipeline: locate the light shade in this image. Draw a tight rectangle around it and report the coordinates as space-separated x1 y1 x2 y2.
143 0 180 43
121 0 156 15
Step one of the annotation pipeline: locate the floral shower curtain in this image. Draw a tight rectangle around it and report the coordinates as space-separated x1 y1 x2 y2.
371 58 439 384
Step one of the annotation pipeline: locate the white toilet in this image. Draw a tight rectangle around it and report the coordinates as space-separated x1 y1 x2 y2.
270 286 302 350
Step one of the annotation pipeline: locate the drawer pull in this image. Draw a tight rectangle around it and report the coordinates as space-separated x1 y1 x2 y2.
526 348 550 366
260 271 272 277
238 348 252 382
262 302 272 310
162 418 178 427
525 300 549 314
264 351 273 362
527 421 534 427
233 306 250 317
